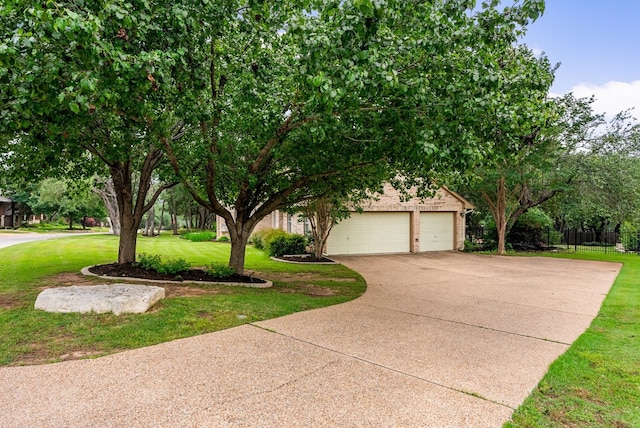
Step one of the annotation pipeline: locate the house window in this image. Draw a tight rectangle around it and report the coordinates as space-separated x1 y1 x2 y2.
304 218 311 234
287 214 292 233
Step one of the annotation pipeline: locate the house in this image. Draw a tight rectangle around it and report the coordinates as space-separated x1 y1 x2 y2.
217 184 473 256
0 195 17 228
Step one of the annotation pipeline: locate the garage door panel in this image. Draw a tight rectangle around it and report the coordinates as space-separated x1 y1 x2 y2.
420 212 454 251
327 212 410 255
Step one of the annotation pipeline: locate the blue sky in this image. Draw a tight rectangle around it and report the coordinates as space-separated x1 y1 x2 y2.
518 0 640 118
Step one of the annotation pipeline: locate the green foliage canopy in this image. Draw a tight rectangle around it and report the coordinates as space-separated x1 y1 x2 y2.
1 0 547 270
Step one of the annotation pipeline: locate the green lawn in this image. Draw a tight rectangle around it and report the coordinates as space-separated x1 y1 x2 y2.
0 234 365 365
505 252 640 428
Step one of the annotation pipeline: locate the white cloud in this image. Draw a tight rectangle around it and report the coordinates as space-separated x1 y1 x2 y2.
570 80 640 120
531 47 544 57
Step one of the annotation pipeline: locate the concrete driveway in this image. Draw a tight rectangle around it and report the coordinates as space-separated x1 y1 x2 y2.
0 252 620 427
0 232 100 250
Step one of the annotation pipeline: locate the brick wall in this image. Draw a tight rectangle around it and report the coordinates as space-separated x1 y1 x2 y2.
216 185 472 251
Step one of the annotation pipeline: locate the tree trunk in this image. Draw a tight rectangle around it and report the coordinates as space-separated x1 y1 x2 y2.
118 224 138 265
314 230 332 259
157 201 165 236
495 176 508 255
229 235 248 275
106 147 172 264
94 179 121 236
310 213 333 259
226 217 257 275
170 194 179 235
68 215 73 230
115 180 139 264
483 176 510 255
144 205 155 236
110 164 150 264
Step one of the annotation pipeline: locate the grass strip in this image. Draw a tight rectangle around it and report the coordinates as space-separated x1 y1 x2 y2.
505 252 640 428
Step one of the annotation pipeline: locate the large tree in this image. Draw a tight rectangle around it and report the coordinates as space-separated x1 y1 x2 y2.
158 0 547 273
463 82 604 253
0 0 192 262
549 114 640 235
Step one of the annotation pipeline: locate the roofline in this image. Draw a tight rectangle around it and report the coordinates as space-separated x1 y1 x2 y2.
441 186 474 210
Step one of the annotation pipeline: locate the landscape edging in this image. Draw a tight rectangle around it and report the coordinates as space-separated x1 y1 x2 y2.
81 266 273 289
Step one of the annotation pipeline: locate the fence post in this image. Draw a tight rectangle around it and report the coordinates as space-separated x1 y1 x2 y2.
575 229 578 252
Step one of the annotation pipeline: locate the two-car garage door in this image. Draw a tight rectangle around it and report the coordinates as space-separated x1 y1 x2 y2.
325 211 455 255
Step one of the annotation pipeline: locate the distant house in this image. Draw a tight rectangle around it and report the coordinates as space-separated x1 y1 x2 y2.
0 195 17 228
217 184 473 256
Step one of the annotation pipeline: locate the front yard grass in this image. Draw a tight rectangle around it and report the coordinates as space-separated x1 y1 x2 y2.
506 252 640 428
0 234 365 366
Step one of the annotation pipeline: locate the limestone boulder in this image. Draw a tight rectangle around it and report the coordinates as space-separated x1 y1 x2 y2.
34 284 165 315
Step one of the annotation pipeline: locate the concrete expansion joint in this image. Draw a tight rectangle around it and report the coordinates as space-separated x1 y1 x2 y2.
363 304 573 346
249 324 514 410
472 296 598 319
192 354 341 421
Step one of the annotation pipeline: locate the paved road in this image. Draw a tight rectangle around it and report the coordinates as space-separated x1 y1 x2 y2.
0 252 620 427
0 232 102 250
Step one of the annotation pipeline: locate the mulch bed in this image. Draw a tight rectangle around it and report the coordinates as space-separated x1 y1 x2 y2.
88 263 266 284
275 255 336 263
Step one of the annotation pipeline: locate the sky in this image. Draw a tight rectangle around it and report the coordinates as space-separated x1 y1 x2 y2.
518 0 640 119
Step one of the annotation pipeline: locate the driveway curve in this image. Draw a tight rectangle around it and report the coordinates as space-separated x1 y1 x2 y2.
0 232 104 250
0 252 620 427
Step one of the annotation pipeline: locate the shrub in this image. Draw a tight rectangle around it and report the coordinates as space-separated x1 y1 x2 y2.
137 253 163 271
251 228 287 251
158 258 191 275
269 234 307 257
181 231 216 242
136 253 191 274
205 262 236 278
82 217 96 227
463 239 475 251
217 236 229 242
508 208 554 251
621 222 639 252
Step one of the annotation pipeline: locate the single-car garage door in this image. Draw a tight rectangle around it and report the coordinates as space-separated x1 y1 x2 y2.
326 212 410 255
420 212 454 251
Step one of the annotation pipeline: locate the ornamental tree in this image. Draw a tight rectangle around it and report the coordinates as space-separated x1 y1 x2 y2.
463 89 606 254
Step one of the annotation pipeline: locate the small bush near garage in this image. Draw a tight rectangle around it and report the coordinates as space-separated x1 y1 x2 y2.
252 228 288 250
269 234 307 257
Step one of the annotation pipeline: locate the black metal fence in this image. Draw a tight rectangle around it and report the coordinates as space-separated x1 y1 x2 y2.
466 227 640 254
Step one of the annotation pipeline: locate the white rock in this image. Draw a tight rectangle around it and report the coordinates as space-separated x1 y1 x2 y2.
34 284 165 315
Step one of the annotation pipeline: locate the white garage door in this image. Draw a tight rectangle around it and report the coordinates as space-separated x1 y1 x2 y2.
326 212 410 255
420 212 455 251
